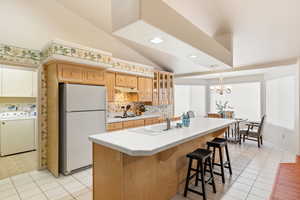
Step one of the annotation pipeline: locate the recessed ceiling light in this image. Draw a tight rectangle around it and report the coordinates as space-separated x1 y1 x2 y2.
189 55 198 59
149 37 164 44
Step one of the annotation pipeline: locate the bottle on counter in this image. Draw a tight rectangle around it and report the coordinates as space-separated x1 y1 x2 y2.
186 114 190 127
181 112 191 127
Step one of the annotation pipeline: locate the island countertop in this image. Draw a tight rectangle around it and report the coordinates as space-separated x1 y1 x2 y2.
89 117 234 156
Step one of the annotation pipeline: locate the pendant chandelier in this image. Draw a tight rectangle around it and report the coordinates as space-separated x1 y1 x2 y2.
210 76 232 95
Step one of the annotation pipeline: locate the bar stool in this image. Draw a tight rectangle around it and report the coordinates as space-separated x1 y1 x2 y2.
184 148 216 200
207 138 232 184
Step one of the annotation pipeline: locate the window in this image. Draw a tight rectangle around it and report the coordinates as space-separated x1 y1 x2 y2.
210 82 261 121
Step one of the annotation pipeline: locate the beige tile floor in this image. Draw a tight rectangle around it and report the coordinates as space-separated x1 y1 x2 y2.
0 151 38 180
0 142 295 200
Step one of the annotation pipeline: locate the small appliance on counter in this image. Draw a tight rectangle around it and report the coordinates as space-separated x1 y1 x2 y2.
135 104 147 116
113 104 137 119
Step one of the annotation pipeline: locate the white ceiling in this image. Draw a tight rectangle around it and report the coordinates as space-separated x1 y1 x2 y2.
114 20 229 74
181 65 296 80
56 0 300 75
56 0 112 32
166 0 300 67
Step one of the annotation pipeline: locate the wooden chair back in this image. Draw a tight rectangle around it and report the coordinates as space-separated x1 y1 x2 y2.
258 115 266 136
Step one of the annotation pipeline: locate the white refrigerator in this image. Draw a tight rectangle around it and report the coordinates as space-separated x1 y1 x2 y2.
60 84 106 175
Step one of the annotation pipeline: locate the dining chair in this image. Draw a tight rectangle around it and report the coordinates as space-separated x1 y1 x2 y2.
240 115 266 148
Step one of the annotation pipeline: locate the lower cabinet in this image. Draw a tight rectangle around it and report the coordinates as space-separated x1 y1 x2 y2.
106 122 123 131
144 117 160 125
107 117 159 132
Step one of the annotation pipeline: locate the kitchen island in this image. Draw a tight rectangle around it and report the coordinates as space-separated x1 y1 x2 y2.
89 117 234 200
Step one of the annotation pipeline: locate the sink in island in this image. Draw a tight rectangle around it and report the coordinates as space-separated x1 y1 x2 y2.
89 117 234 200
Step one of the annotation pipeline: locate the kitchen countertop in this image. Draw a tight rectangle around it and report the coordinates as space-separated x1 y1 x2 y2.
0 116 37 121
106 114 161 123
89 117 234 156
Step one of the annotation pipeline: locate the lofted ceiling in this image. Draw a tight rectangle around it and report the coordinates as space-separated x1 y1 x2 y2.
56 0 300 75
189 65 296 80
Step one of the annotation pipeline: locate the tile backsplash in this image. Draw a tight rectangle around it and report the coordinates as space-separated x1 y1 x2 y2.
108 102 174 118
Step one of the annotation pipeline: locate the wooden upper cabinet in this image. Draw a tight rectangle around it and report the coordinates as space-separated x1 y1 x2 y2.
57 64 83 83
157 71 174 105
138 77 153 102
152 71 159 105
84 68 105 85
116 73 137 89
158 72 167 105
168 74 174 105
105 72 115 102
145 78 153 102
57 63 105 85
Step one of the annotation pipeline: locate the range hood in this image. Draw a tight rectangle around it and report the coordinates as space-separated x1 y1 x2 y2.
115 86 139 93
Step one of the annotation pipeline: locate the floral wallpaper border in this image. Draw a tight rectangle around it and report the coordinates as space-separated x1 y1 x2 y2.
0 44 41 66
41 41 113 67
112 58 154 77
0 41 156 77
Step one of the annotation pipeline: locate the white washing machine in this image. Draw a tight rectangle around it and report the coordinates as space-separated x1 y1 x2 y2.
0 113 36 156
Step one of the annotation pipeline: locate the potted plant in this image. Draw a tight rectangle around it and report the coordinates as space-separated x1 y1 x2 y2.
216 101 229 118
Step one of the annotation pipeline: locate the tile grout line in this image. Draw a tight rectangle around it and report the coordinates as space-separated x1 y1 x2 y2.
55 173 90 200
9 177 22 200
245 146 276 200
28 172 51 200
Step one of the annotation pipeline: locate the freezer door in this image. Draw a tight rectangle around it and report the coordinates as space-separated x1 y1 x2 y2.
64 84 106 111
63 110 105 173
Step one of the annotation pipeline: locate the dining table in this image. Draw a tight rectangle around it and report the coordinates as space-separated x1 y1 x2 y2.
225 118 248 144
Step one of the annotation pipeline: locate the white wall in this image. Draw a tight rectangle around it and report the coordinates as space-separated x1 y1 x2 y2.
264 66 297 153
266 76 295 130
210 82 261 121
174 85 191 116
190 86 206 116
0 0 157 67
174 85 206 117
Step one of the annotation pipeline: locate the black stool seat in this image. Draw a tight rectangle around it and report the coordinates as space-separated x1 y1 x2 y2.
184 148 216 200
207 138 227 147
187 148 212 160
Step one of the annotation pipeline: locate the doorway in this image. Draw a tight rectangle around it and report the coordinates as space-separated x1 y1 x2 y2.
0 64 40 179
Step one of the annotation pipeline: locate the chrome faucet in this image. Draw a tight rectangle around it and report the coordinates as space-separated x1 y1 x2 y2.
164 118 171 131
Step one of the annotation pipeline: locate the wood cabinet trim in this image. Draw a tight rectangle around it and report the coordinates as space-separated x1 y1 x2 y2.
57 63 106 85
47 63 60 177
